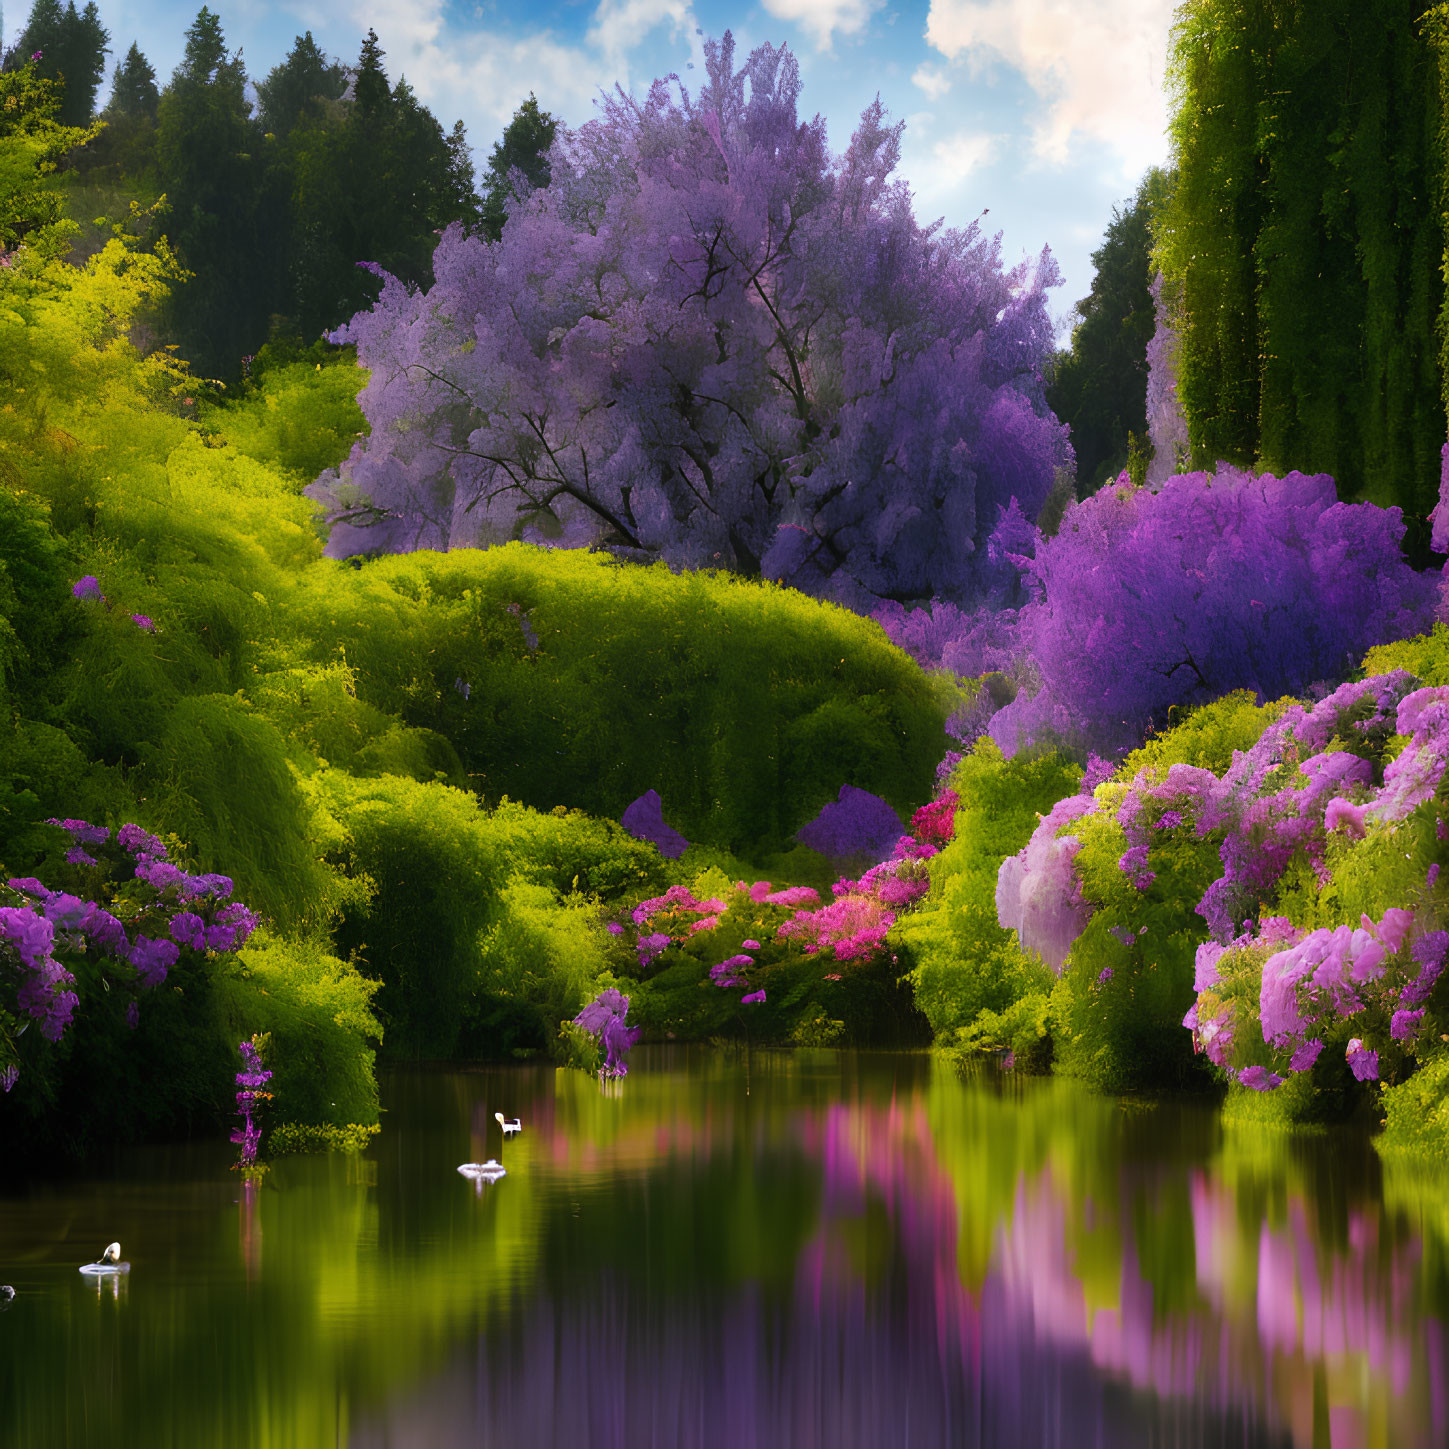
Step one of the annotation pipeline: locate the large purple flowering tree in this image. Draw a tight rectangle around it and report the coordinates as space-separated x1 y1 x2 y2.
309 33 1069 606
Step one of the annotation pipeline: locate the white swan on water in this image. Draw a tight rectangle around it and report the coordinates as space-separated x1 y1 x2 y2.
457 1159 507 1184
495 1112 521 1137
79 1242 130 1276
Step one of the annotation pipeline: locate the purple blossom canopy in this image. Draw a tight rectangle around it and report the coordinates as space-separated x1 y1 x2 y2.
310 33 1068 606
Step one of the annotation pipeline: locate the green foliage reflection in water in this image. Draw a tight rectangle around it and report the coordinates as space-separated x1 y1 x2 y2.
4 1055 1440 1446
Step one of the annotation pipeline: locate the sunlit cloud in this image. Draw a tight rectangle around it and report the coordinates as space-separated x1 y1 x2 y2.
923 0 1174 175
587 0 696 71
340 0 698 134
903 126 1002 208
911 63 952 100
758 0 886 52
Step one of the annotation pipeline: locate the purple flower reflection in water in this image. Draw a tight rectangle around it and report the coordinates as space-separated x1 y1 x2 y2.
341 1076 1449 1449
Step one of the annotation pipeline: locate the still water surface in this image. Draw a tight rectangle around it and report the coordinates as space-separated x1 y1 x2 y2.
2 1048 1447 1448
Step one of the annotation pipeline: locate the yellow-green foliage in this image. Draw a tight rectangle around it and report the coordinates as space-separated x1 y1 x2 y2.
149 694 339 929
486 798 672 899
1120 689 1286 777
1363 622 1449 686
268 1121 380 1156
893 740 1080 1064
1380 1055 1449 1156
471 880 613 1054
216 932 382 1127
250 660 463 782
283 547 953 854
202 354 368 486
312 771 507 1059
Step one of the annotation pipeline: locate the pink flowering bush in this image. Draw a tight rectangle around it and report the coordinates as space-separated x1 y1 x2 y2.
604 784 961 1046
1188 908 1446 1113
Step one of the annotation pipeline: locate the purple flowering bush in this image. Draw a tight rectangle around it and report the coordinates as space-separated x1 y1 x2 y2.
961 654 1449 1108
875 467 1441 759
567 989 642 1078
0 817 260 1082
231 1035 273 1177
0 817 277 1153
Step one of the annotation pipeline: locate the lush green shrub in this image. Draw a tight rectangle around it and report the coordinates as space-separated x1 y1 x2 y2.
284 547 953 855
214 932 381 1127
315 772 506 1058
150 694 339 929
463 879 613 1058
203 352 368 487
894 741 1081 1064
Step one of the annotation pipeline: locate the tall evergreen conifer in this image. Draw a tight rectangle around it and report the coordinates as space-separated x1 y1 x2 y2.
479 94 557 241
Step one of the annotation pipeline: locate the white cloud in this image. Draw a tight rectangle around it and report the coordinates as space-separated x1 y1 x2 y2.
758 0 886 52
339 0 697 138
911 63 951 100
586 0 695 70
923 0 1175 174
903 127 1001 204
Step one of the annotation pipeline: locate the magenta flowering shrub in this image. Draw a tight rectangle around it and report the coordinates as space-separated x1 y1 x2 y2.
0 817 260 1090
607 784 958 1044
911 790 960 849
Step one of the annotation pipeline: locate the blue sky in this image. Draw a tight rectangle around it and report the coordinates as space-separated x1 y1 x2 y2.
9 0 1179 335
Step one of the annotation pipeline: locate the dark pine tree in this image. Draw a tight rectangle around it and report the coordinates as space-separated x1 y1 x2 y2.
107 40 157 120
154 6 274 378
14 0 107 125
80 38 159 180
479 93 557 241
255 30 345 139
1046 169 1167 495
284 30 480 338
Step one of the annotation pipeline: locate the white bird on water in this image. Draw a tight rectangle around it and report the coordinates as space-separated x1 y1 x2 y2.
457 1159 507 1184
495 1112 522 1137
79 1242 130 1276
0 1284 14 1307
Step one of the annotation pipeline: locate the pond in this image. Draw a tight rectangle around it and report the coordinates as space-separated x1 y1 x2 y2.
1 1047 1446 1448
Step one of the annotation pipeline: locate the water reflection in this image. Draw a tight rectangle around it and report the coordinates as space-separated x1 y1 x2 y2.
1 1050 1447 1447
